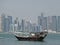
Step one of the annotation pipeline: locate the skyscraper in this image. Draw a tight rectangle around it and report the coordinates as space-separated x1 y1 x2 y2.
40 13 44 31
1 13 6 32
38 13 44 31
38 16 40 26
51 16 57 31
35 25 40 32
7 16 12 32
25 21 33 32
57 16 60 32
38 16 40 32
47 16 52 30
17 21 20 31
14 17 19 32
0 16 2 32
21 19 25 31
1 14 12 32
32 23 36 32
43 17 47 30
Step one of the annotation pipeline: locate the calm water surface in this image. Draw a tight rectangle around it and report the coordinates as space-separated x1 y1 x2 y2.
0 33 60 45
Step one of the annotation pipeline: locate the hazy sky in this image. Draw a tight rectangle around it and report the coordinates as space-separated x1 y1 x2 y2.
0 0 60 22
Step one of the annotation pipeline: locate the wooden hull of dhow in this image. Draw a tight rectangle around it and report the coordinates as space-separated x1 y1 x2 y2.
15 32 48 41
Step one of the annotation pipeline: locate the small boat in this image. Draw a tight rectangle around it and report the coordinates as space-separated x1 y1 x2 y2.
14 31 48 41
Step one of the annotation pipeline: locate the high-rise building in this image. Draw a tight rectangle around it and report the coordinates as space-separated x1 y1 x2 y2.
51 16 57 31
1 13 6 32
14 17 19 32
14 17 18 24
32 23 36 32
57 16 60 32
5 18 8 32
35 25 40 32
47 16 52 30
40 13 44 26
38 13 44 31
17 21 20 31
43 17 47 30
38 16 40 32
0 16 2 32
21 19 25 31
38 16 40 26
32 23 40 32
40 13 44 31
25 21 33 32
1 14 12 32
7 16 12 32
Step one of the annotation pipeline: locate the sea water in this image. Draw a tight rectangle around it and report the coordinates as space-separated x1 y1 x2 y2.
0 33 60 45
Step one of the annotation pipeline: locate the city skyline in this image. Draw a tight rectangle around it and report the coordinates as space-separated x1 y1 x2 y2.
0 13 60 32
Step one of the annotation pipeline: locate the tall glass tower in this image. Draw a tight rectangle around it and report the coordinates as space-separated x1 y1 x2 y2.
7 16 12 32
43 17 47 30
57 16 60 32
21 19 25 32
0 16 2 32
52 16 57 31
1 13 6 32
38 16 40 32
1 14 12 32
